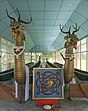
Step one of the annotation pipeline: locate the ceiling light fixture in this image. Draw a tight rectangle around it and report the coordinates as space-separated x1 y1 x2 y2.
18 4 21 6
69 3 72 6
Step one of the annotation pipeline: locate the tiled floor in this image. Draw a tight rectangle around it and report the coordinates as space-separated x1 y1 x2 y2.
0 82 88 111
0 98 88 111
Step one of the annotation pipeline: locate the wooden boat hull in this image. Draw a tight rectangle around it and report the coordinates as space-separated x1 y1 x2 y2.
74 69 88 81
0 69 14 81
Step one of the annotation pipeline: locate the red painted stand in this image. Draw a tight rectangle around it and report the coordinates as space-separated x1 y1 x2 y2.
36 99 58 107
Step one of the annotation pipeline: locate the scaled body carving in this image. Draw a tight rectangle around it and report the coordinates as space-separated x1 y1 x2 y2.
6 9 32 84
60 24 80 83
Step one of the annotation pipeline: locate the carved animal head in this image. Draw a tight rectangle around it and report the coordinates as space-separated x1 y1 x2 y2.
6 9 32 39
60 23 80 49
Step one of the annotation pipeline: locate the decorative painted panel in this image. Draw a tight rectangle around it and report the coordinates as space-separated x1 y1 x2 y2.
32 68 64 99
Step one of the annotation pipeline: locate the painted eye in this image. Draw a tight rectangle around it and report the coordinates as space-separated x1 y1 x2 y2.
16 26 19 29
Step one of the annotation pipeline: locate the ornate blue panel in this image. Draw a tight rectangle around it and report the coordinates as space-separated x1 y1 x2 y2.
32 68 64 99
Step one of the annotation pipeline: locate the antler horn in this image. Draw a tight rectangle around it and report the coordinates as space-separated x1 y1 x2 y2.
6 9 16 21
16 8 32 24
72 23 80 34
60 24 71 35
16 8 20 21
19 17 32 24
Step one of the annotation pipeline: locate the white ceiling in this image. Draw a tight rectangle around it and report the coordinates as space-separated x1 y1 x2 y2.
0 0 88 52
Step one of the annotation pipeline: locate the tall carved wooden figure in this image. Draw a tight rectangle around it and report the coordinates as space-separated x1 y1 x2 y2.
60 24 80 83
6 9 32 100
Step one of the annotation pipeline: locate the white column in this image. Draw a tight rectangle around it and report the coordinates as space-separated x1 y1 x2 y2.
15 81 18 98
25 65 29 101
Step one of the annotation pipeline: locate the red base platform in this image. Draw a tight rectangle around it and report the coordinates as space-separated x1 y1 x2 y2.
36 99 59 107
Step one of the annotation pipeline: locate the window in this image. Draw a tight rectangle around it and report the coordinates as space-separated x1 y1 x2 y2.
81 52 86 71
81 38 86 52
75 52 80 69
57 48 65 64
76 41 80 53
80 38 86 71
74 41 81 69
25 53 30 64
0 37 14 72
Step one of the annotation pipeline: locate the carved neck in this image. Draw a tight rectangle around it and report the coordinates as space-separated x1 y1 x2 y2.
66 45 74 54
15 34 24 46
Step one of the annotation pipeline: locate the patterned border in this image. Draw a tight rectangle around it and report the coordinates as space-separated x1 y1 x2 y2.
32 68 64 99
